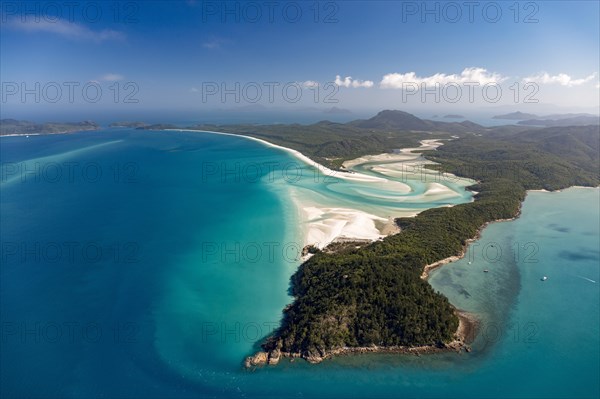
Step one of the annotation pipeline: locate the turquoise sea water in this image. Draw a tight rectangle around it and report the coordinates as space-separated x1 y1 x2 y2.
1 129 598 398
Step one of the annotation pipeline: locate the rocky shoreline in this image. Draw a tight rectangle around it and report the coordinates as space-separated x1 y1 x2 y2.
420 212 522 280
244 310 478 368
244 154 530 370
244 201 527 369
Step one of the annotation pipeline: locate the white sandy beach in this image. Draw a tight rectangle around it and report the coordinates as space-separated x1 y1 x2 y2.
166 129 386 183
0 133 43 138
286 138 476 250
166 129 475 252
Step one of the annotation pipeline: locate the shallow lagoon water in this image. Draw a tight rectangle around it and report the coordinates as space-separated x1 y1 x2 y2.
1 130 598 398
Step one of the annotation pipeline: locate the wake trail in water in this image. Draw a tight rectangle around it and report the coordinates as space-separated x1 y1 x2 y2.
1 140 123 187
573 275 597 283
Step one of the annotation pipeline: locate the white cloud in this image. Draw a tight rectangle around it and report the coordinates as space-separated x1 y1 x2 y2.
302 80 320 88
202 37 231 49
334 75 374 88
202 40 221 49
380 67 506 89
523 72 597 87
102 73 124 82
4 18 125 42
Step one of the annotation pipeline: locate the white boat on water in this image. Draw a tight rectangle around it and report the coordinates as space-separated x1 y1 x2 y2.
541 276 548 281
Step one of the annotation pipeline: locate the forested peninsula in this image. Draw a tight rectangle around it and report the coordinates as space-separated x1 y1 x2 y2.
140 111 600 365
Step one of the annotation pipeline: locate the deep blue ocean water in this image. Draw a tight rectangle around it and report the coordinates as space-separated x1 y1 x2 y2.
1 129 598 398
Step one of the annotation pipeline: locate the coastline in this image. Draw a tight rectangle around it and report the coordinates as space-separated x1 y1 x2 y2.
0 133 45 138
167 129 474 251
420 214 520 280
0 128 100 138
164 128 485 367
245 310 478 368
167 129 405 250
421 185 600 281
11 127 596 371
165 129 386 183
246 185 543 368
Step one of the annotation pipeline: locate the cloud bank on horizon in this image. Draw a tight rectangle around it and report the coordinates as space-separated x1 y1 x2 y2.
330 68 598 90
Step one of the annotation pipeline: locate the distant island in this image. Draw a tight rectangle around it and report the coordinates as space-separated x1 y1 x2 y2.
493 111 599 126
0 119 99 136
492 111 539 120
109 121 149 128
443 114 465 119
136 123 180 131
518 115 599 127
323 106 352 115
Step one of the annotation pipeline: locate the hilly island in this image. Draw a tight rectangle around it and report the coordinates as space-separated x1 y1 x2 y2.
4 109 597 368
127 110 600 365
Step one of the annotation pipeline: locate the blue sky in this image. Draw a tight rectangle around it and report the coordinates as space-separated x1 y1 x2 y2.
1 0 599 121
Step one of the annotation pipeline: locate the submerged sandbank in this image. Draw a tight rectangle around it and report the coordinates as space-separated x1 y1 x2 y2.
165 129 475 251
159 129 481 366
295 139 475 250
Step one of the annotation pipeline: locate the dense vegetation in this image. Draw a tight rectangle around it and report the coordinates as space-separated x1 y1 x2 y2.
137 110 599 360
426 128 599 191
179 111 500 169
260 117 599 360
183 120 436 169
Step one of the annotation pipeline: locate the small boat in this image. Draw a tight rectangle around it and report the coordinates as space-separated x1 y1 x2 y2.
483 269 489 273
468 261 472 265
541 276 548 281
